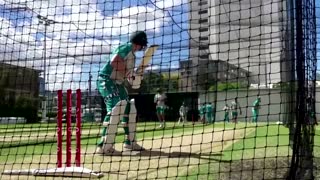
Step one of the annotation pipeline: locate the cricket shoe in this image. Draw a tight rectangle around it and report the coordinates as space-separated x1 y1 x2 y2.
95 146 117 155
123 142 145 151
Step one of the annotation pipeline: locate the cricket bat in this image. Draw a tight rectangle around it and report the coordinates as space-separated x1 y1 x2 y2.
136 45 159 74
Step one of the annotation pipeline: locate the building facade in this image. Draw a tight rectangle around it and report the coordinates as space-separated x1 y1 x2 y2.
189 0 291 91
179 60 250 91
0 62 40 122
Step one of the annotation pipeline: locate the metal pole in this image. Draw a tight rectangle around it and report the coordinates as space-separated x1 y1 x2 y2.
88 74 92 113
38 15 55 122
265 62 267 87
41 20 48 122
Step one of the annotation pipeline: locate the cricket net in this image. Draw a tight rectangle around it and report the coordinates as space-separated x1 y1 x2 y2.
0 0 318 179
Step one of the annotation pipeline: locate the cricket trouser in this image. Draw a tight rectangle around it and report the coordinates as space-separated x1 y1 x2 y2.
224 112 229 122
156 105 166 115
97 76 132 147
178 113 187 123
252 109 259 123
206 113 213 123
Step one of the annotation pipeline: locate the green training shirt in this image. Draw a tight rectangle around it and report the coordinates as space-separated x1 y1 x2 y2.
99 43 135 84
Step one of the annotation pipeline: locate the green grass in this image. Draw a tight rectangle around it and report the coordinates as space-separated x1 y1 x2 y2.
178 123 292 180
2 122 318 179
179 124 320 180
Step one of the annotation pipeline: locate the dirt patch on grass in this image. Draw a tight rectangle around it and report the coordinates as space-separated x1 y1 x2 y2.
90 127 253 180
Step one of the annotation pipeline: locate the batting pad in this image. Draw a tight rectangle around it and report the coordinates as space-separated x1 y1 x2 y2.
128 99 137 142
2 167 104 178
104 100 127 146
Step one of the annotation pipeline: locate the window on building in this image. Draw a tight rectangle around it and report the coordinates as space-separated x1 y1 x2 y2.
199 45 209 50
198 10 208 14
199 19 208 24
200 54 209 59
199 1 208 6
199 27 209 32
199 36 209 41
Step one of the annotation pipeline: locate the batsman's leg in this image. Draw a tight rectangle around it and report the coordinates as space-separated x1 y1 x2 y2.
183 114 187 125
252 109 256 123
96 100 127 154
123 99 145 151
96 78 127 154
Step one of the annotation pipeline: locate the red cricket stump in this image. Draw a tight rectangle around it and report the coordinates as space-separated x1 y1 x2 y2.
75 89 82 167
2 89 103 178
57 90 63 168
66 89 72 167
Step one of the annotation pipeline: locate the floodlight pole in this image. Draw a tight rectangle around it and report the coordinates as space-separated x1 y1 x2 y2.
38 15 55 122
88 74 92 113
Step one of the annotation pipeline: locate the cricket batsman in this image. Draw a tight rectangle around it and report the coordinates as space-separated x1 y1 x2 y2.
96 31 148 154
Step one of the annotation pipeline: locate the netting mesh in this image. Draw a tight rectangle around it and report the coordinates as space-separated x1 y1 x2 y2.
0 0 318 179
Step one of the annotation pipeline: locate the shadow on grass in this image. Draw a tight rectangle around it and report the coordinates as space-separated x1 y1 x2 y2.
104 149 231 162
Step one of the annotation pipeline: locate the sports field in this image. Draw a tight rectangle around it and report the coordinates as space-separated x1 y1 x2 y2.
0 122 318 180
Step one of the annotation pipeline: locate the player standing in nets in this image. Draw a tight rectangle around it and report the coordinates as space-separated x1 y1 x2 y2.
198 103 206 124
96 31 147 154
205 102 214 124
252 96 261 123
230 97 242 124
178 101 188 125
223 103 230 123
154 88 167 128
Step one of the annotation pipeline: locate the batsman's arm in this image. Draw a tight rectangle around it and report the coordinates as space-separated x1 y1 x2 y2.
110 54 126 77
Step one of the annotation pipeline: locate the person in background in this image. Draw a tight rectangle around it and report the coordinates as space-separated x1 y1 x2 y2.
154 88 167 128
205 102 214 123
178 102 188 125
199 103 206 124
252 96 261 123
223 103 230 123
230 97 242 124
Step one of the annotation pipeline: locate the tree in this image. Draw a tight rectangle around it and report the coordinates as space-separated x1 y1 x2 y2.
140 72 163 93
162 73 179 92
208 82 247 91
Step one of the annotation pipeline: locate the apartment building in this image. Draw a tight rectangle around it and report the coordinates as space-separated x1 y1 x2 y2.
189 0 292 90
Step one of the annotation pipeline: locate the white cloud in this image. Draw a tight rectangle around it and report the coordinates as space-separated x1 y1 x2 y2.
116 6 168 34
154 0 188 9
145 64 160 71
